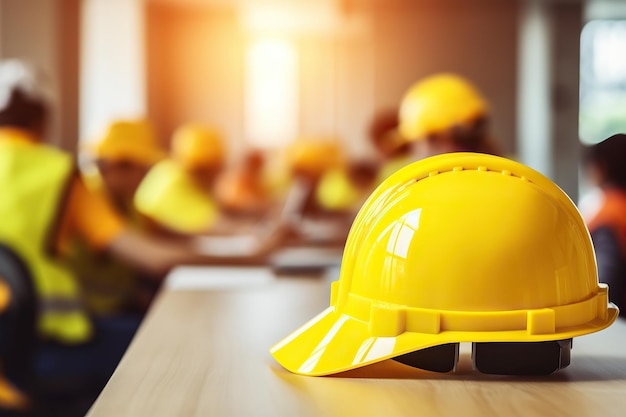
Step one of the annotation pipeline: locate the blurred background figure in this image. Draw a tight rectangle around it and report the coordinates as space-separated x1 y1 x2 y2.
279 137 359 245
214 149 273 219
283 137 344 216
134 122 286 258
315 159 378 215
86 119 164 220
398 73 501 160
134 123 225 235
368 108 413 184
0 59 281 417
73 119 165 316
579 133 626 314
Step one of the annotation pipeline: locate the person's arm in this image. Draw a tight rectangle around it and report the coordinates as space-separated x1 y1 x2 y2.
61 176 286 277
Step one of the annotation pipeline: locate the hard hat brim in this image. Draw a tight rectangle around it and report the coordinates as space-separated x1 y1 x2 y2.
270 304 618 376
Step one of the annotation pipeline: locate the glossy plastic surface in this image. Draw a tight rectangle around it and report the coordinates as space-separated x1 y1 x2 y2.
398 73 488 140
271 153 619 376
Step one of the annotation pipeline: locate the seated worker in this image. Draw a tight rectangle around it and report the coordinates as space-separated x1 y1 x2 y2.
579 133 626 314
398 73 501 159
70 119 166 316
134 123 229 235
0 59 281 415
214 149 274 220
367 107 414 183
280 137 356 245
284 137 346 217
315 159 379 215
85 119 164 220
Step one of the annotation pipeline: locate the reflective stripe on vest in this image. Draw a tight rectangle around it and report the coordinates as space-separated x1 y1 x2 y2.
0 136 93 343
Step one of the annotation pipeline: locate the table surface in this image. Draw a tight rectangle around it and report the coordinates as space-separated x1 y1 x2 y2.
87 266 626 417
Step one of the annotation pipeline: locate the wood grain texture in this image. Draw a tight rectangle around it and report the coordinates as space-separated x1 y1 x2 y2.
87 269 626 417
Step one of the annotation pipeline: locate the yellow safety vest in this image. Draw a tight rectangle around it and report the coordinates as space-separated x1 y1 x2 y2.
0 136 92 343
315 168 363 211
65 171 138 315
134 160 219 234
376 155 414 185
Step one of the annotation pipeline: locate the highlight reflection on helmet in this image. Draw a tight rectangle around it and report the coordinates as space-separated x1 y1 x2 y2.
271 152 619 376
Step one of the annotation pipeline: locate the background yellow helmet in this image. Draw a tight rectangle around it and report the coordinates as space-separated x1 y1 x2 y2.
272 153 618 376
399 73 488 141
171 123 224 170
91 119 164 165
286 137 344 178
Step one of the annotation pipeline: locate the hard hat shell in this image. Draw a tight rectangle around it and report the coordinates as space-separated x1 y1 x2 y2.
399 73 488 141
171 123 224 170
286 138 344 178
271 152 618 376
90 119 164 165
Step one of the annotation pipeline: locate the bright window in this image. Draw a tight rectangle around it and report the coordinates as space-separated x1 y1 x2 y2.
580 20 626 144
244 38 298 148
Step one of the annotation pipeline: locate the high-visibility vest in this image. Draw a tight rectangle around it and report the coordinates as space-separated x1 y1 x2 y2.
0 135 92 343
315 168 363 212
65 172 137 315
134 160 219 234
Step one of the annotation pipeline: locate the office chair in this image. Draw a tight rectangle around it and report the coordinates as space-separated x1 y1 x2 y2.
0 243 38 415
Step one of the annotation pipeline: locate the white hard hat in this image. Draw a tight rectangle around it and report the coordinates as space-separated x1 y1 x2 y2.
0 59 50 111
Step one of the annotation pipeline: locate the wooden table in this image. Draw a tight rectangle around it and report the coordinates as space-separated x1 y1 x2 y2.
87 266 626 417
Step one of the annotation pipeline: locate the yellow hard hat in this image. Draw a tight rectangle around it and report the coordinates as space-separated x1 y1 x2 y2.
399 73 488 141
171 123 224 170
271 152 618 376
91 119 165 165
286 138 344 178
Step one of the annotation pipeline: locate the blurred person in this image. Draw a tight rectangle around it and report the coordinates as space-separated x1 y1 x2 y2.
72 119 166 316
86 119 164 219
284 137 345 217
0 59 280 415
398 73 500 160
214 149 273 219
134 123 228 235
579 133 626 314
279 137 359 245
368 108 413 183
315 159 379 215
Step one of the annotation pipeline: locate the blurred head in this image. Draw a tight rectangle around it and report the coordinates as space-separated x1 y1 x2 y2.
241 149 265 176
347 159 379 190
171 123 225 189
584 134 626 190
92 119 165 203
368 108 409 159
0 59 50 137
399 73 496 159
286 137 345 181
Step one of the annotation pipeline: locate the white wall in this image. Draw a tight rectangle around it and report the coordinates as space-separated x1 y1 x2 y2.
0 0 62 144
80 0 147 143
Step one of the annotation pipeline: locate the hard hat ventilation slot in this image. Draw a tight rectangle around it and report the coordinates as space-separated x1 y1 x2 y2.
411 166 533 185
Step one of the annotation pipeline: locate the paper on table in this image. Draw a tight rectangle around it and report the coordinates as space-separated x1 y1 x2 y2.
165 266 276 290
192 235 260 257
270 247 343 272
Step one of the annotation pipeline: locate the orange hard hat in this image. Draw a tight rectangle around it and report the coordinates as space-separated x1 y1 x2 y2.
90 119 165 166
171 123 225 170
286 137 345 178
